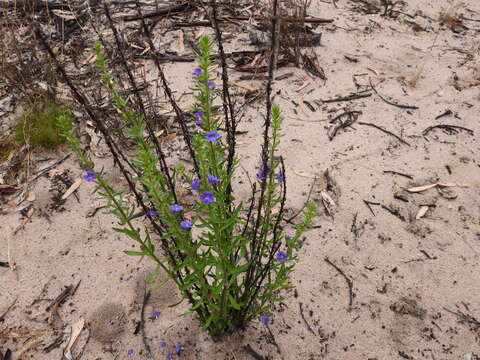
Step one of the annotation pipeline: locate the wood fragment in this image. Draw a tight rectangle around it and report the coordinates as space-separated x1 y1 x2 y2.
62 178 82 200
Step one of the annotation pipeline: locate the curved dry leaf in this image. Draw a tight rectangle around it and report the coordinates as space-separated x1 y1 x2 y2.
407 183 438 193
292 169 318 179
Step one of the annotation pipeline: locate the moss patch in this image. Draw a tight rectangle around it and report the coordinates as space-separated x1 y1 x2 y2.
13 102 70 149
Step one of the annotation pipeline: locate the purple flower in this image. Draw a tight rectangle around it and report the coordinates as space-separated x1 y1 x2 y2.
195 119 204 127
194 110 204 119
257 166 270 181
175 345 185 354
204 130 220 143
276 170 284 183
152 311 161 318
191 178 200 190
148 210 158 217
160 341 167 348
260 313 270 324
180 221 192 230
127 349 134 356
207 80 216 88
207 174 220 184
199 191 215 204
83 170 96 182
276 251 287 262
169 204 184 214
166 354 173 360
192 67 202 76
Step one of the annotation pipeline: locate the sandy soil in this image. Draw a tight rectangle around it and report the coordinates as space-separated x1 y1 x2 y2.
1 1 480 359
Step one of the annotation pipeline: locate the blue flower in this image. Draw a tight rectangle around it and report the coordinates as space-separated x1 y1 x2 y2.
180 221 192 230
127 349 134 356
276 251 287 262
207 174 220 184
83 170 96 182
194 110 204 119
175 345 185 354
160 341 167 348
207 80 216 88
169 204 184 214
276 170 284 183
257 166 270 181
199 191 215 204
260 313 270 324
192 67 202 76
195 119 204 127
204 130 220 142
166 354 173 360
148 210 158 217
191 178 200 190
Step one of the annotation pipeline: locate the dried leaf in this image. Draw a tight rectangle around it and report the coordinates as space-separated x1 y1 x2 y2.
320 190 336 216
161 133 177 142
62 178 82 200
415 206 429 220
407 183 438 193
292 169 317 179
63 317 85 360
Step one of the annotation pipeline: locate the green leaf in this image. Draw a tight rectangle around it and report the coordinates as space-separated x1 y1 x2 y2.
123 250 144 256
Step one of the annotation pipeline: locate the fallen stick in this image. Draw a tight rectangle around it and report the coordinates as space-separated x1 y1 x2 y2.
369 78 418 110
358 121 411 146
324 257 354 308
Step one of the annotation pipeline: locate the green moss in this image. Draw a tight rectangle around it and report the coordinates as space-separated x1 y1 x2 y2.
14 102 70 149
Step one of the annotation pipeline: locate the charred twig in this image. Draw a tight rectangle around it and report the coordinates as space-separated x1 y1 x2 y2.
324 257 354 308
210 0 236 201
135 0 200 175
369 78 418 110
0 297 17 322
122 1 192 21
434 109 453 120
443 307 480 328
299 302 316 335
383 170 413 179
322 93 371 103
363 200 379 216
358 122 411 146
422 124 474 136
380 204 406 222
243 344 265 360
46 285 73 312
228 15 334 24
329 111 361 140
329 111 363 124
